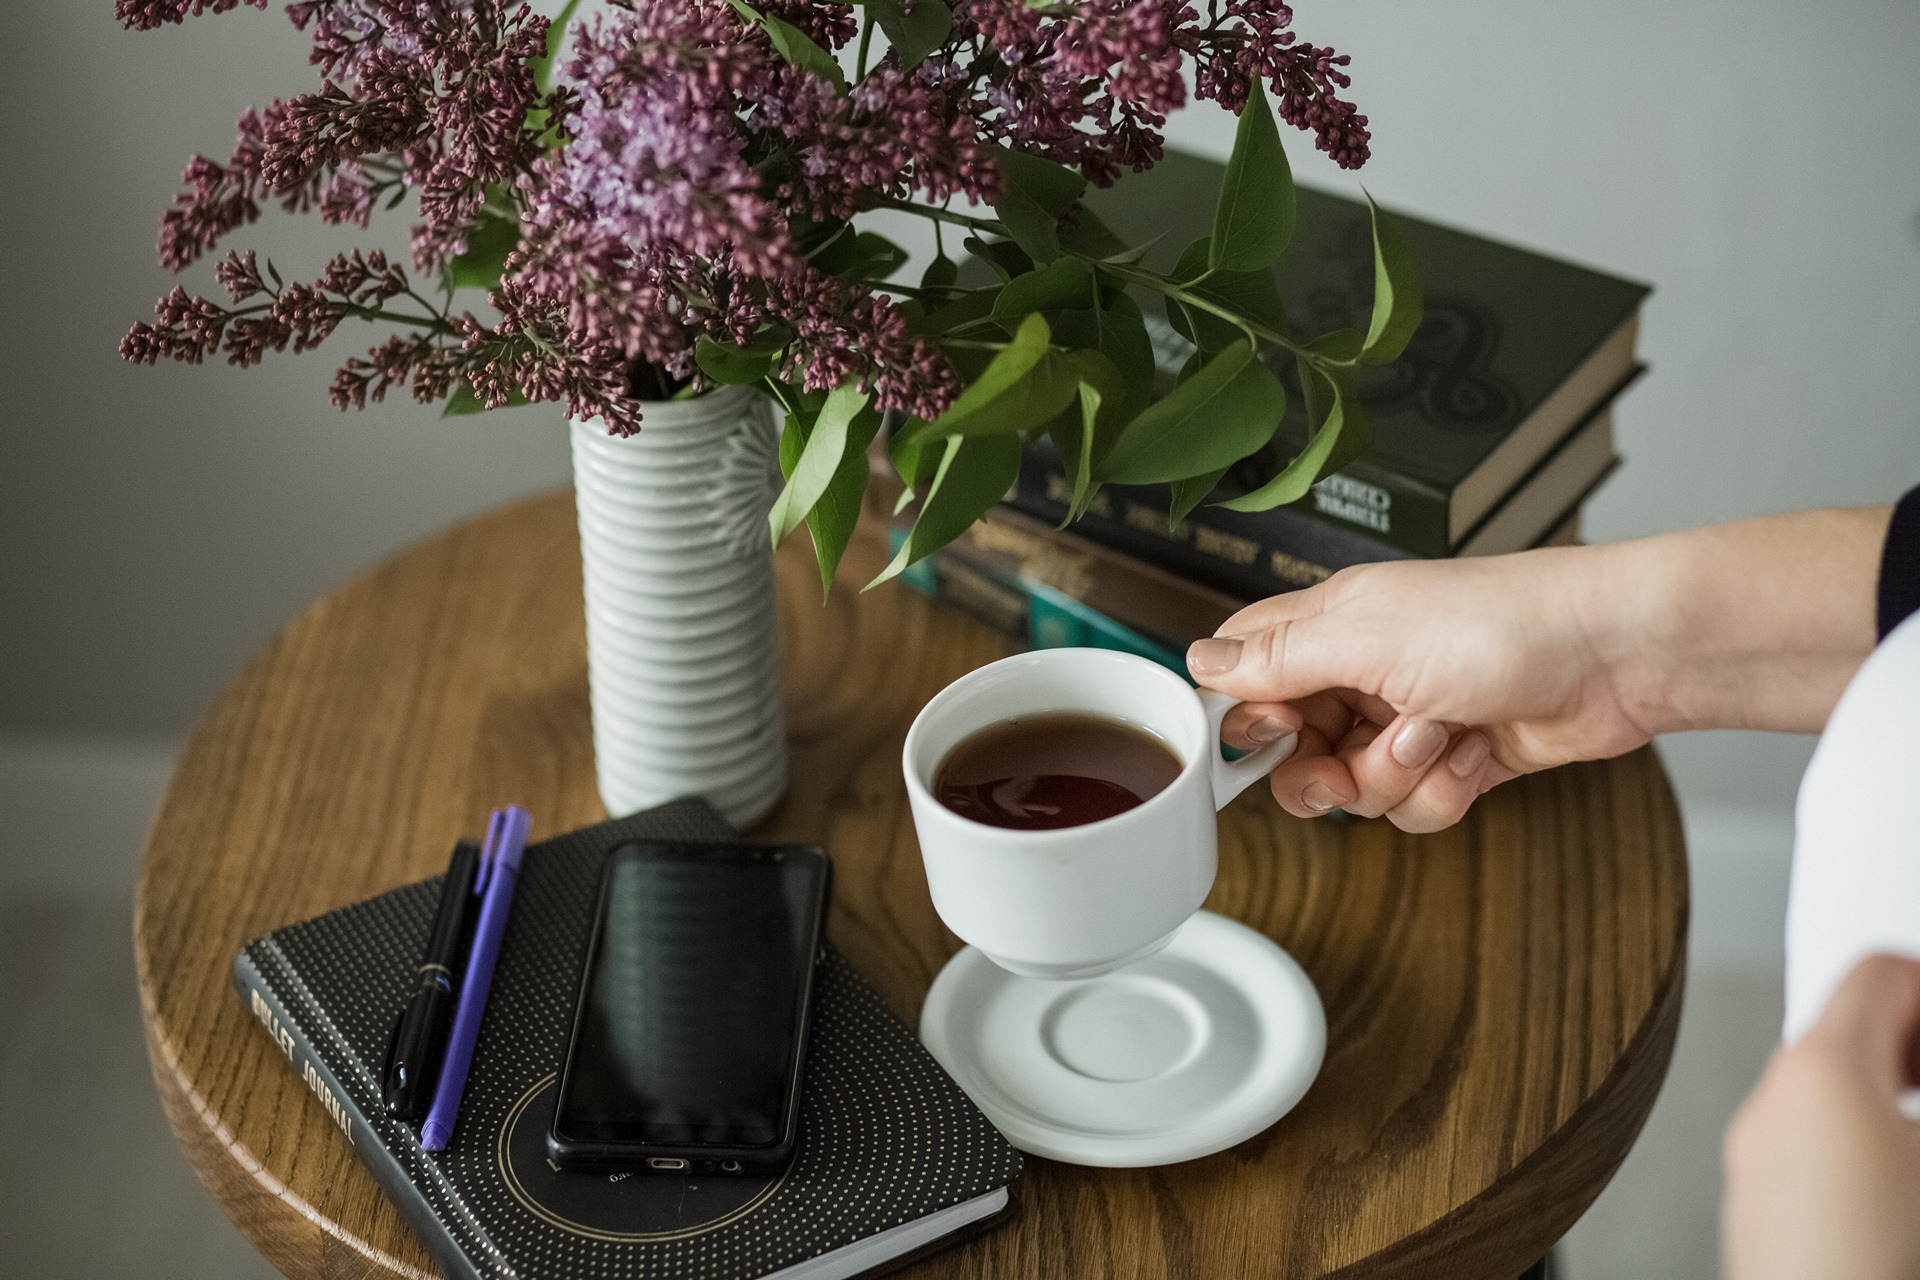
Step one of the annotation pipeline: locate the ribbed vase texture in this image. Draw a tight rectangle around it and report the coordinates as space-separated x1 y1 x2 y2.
570 384 788 828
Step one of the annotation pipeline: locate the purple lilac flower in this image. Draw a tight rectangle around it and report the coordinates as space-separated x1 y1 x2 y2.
286 1 477 84
122 0 1373 432
115 0 265 32
759 60 999 220
542 60 787 276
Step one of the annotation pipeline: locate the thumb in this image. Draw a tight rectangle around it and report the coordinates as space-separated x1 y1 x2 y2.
1802 953 1920 1100
1186 614 1372 704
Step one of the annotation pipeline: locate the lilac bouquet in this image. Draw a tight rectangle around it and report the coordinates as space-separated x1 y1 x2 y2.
119 0 1418 587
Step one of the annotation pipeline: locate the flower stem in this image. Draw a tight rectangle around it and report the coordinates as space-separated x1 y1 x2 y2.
1101 261 1310 360
856 14 875 80
875 197 1006 236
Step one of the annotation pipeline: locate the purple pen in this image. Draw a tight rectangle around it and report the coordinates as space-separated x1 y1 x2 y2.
420 806 530 1151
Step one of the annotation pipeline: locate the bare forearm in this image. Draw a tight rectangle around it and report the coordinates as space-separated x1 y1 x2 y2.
1594 506 1891 735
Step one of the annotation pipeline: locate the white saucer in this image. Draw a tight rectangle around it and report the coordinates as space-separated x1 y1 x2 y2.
918 911 1326 1167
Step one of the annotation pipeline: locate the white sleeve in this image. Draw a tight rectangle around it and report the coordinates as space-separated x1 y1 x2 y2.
1782 611 1920 1042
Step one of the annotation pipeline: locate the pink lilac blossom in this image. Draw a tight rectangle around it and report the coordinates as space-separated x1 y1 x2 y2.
758 60 1000 220
286 1 478 84
115 0 266 32
966 0 1367 179
122 0 1370 431
541 25 788 276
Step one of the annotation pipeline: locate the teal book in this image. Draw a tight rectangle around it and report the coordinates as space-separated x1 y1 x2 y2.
1061 149 1650 558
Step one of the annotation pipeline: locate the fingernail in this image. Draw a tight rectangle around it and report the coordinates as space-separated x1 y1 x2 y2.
1302 781 1345 813
1390 718 1448 769
1187 637 1243 677
1246 715 1290 745
1449 732 1491 778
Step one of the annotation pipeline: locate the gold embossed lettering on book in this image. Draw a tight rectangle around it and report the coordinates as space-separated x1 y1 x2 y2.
232 798 1022 1280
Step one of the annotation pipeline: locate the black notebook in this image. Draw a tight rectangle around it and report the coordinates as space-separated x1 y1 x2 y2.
233 799 1022 1280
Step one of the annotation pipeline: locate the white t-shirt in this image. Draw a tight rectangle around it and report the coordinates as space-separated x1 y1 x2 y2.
1783 610 1920 1041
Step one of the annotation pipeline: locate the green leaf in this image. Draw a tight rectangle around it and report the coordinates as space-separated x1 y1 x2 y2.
771 384 873 541
442 378 529 416
789 214 848 255
993 185 1061 263
1216 365 1372 510
528 0 583 91
442 381 484 416
1322 384 1375 477
444 214 519 292
813 230 908 281
963 235 1035 283
722 0 848 88
1068 382 1102 518
990 256 1093 326
911 313 1071 438
1211 78 1294 273
1050 291 1154 420
1166 237 1287 353
1359 192 1424 365
1055 204 1132 260
989 145 1087 214
987 146 1087 265
868 433 1023 588
920 253 959 290
1169 466 1229 526
1311 328 1367 365
915 285 1000 336
694 335 776 385
1042 346 1126 476
867 0 951 70
889 418 936 507
778 394 883 593
1095 340 1286 484
803 418 881 593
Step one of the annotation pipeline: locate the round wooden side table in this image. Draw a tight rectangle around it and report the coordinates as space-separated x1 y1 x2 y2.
135 489 1687 1280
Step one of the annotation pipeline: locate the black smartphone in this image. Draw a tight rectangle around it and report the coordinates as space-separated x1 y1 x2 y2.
547 839 831 1174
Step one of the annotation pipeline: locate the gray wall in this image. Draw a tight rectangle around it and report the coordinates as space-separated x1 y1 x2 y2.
5 1 1917 815
1 5 576 736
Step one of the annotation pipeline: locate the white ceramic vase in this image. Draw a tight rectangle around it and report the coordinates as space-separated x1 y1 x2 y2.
570 383 788 828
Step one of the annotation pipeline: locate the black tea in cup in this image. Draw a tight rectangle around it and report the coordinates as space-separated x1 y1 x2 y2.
932 713 1183 831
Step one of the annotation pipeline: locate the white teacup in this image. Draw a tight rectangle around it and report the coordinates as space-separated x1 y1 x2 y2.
903 648 1296 980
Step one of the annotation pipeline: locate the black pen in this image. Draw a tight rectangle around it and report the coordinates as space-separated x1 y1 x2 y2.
383 838 483 1123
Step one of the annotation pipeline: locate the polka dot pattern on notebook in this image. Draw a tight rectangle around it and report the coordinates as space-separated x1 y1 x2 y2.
242 799 1022 1280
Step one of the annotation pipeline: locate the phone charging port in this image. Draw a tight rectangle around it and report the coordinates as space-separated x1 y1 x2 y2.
647 1158 689 1171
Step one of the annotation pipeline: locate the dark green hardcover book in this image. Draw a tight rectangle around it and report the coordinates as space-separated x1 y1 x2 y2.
1073 149 1650 557
1008 382 1627 600
232 799 1021 1280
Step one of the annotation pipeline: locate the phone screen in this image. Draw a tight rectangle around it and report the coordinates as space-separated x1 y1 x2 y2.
553 841 828 1150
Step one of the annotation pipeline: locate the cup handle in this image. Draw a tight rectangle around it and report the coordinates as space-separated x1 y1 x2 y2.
1197 688 1297 812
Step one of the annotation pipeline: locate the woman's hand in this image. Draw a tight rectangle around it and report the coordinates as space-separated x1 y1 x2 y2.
1723 954 1920 1280
1189 508 1888 832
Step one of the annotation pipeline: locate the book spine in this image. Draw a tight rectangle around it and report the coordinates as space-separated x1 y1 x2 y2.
1011 451 1417 601
231 949 490 1280
1271 456 1452 558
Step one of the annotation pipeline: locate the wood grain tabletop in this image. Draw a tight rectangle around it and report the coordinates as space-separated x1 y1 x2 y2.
134 487 1687 1280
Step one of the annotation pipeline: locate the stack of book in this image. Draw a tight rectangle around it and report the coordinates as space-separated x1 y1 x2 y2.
901 149 1650 665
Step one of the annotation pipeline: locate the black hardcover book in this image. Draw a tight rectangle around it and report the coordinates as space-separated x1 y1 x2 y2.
232 798 1022 1280
1070 149 1650 557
